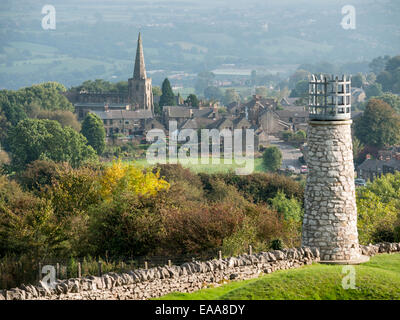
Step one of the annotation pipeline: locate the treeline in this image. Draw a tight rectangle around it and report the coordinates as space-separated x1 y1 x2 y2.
0 82 106 172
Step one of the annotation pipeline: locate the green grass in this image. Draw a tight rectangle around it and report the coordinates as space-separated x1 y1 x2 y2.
117 157 265 174
156 254 400 300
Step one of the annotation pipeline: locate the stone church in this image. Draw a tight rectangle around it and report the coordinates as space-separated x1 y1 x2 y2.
128 32 154 112
69 32 154 121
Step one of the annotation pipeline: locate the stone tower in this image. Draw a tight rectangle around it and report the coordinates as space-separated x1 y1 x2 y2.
302 74 369 264
128 32 154 112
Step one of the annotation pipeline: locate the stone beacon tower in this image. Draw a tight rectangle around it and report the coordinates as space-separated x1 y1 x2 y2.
128 32 154 112
302 74 369 264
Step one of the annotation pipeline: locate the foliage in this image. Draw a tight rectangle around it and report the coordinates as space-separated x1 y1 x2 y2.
288 69 310 89
17 160 62 192
152 86 162 97
262 146 283 172
0 175 65 257
354 99 400 148
351 73 364 88
223 89 240 105
376 55 400 93
7 118 98 170
356 172 400 244
71 79 128 94
200 171 304 204
364 83 383 99
88 192 166 257
204 86 224 101
159 78 176 107
352 136 364 164
372 93 400 114
33 109 81 132
270 238 284 250
98 160 170 201
184 94 199 108
269 191 303 222
81 113 106 155
369 55 390 74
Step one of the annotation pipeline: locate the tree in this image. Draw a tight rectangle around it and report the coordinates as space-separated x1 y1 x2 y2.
352 73 364 88
289 69 310 89
81 113 106 155
195 71 215 94
34 109 81 132
364 83 383 99
372 93 400 114
223 89 240 105
289 80 308 102
354 99 400 148
369 55 390 74
376 71 393 92
184 94 199 108
7 119 97 170
204 86 223 101
159 78 175 107
152 86 162 97
262 146 282 172
375 55 400 93
352 137 364 163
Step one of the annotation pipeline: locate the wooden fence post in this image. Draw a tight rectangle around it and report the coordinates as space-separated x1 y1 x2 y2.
77 262 81 278
38 262 42 281
168 260 172 267
218 250 222 260
56 263 60 279
98 261 103 277
144 261 148 270
249 245 253 255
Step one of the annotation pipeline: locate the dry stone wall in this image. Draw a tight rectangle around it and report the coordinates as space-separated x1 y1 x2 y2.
1 243 399 301
0 247 319 300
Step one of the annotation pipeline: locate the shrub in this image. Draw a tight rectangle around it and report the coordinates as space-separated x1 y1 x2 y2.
162 202 244 255
270 239 284 250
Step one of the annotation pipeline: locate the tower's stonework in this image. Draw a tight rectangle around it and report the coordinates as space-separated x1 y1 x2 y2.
302 75 368 264
128 33 154 112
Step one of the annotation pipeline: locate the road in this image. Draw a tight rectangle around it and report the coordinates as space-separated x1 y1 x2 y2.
268 135 303 173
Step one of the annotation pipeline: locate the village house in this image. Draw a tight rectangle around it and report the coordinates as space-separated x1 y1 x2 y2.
357 148 400 181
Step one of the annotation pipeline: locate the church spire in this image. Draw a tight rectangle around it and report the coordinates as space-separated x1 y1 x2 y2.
133 32 146 80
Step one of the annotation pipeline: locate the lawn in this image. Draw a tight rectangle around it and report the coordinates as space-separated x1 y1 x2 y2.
123 157 265 174
157 254 400 300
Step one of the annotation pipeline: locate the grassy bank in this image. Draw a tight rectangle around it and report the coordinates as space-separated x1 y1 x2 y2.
157 253 400 300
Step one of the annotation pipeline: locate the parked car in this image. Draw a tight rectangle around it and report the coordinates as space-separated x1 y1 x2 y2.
286 165 296 173
354 178 367 187
300 165 308 174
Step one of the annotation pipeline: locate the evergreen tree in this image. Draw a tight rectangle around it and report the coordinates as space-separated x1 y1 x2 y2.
262 146 282 172
159 78 176 107
81 113 106 155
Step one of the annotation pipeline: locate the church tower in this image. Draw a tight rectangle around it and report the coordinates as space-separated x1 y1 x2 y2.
128 33 154 112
